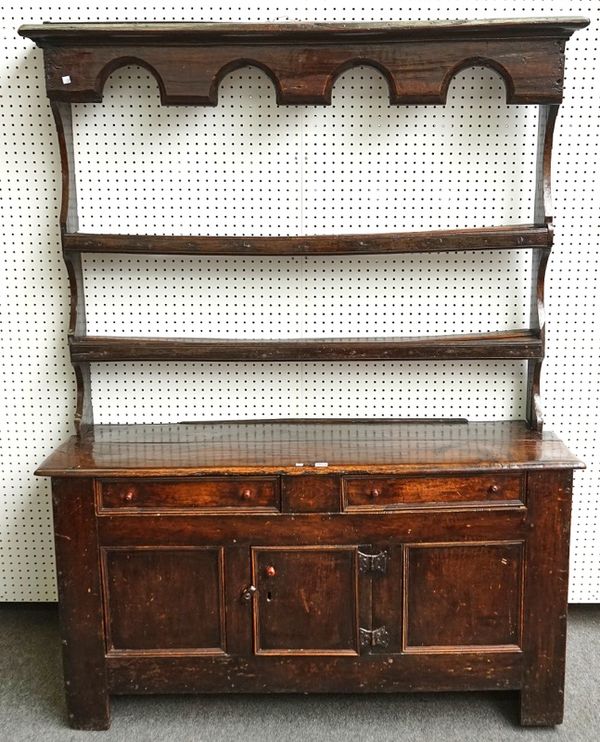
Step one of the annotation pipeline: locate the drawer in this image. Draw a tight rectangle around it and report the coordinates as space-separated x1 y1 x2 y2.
342 473 524 511
98 477 280 513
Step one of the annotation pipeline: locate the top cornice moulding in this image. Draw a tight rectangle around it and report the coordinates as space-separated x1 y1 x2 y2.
17 17 590 106
18 17 590 46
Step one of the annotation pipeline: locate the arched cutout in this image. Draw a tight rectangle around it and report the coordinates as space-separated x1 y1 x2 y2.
96 57 167 103
323 59 399 105
442 57 514 104
91 54 520 107
210 59 281 105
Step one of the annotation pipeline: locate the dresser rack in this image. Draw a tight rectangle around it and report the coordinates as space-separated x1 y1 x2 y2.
20 17 588 730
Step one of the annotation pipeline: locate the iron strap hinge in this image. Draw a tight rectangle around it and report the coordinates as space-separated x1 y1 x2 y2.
359 626 390 649
358 549 388 574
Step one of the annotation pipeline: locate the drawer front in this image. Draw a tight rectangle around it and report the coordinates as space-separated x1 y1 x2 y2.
342 474 524 511
98 477 280 513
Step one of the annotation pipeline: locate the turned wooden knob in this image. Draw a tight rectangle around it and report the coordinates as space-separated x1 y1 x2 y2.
123 489 135 502
489 484 499 494
265 565 276 578
370 488 381 498
241 488 252 500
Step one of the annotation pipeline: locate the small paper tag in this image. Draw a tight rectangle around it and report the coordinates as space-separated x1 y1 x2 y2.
61 75 71 85
294 462 304 467
314 461 328 468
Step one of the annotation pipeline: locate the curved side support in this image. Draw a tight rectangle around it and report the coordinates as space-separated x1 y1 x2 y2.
534 105 559 226
50 102 78 232
73 361 94 436
527 359 544 433
527 105 560 432
63 251 86 337
50 101 93 434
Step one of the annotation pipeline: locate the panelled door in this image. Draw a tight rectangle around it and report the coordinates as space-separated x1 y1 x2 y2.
249 545 387 655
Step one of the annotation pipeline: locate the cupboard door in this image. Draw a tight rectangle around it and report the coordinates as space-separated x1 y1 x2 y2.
102 547 225 654
403 541 524 652
251 546 368 655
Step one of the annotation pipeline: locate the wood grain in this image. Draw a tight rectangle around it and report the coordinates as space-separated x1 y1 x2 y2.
252 546 361 654
63 224 551 256
98 477 280 513
403 541 523 650
102 547 225 653
19 19 589 105
106 651 523 694
68 330 544 363
342 473 524 510
520 470 573 725
36 420 583 477
51 478 110 729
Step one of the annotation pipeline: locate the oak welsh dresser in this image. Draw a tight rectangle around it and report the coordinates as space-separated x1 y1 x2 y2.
19 17 588 730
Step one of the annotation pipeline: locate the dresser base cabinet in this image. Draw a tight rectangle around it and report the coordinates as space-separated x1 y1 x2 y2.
41 422 580 730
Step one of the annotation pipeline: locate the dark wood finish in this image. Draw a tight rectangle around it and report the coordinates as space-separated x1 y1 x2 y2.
17 18 590 44
25 16 587 731
50 101 78 234
98 477 280 513
371 544 403 653
63 224 551 256
252 546 362 654
403 542 523 650
19 19 588 105
51 478 109 729
342 473 524 510
96 509 529 549
107 651 524 694
282 475 341 513
50 100 93 434
101 547 225 654
520 470 573 726
36 420 583 477
69 330 543 363
527 104 559 431
41 430 582 729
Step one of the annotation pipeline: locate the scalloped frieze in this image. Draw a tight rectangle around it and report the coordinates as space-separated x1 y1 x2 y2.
41 39 567 105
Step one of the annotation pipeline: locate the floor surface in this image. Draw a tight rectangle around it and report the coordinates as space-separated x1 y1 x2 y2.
0 604 598 741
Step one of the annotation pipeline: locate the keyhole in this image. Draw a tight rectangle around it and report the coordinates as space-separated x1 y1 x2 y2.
266 591 272 602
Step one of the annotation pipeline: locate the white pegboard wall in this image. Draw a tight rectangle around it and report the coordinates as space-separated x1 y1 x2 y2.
1 2 598 602
73 65 538 235
90 361 526 424
82 251 532 339
78 64 533 425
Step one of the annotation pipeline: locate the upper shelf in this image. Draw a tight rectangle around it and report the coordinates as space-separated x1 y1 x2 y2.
69 330 543 363
19 17 589 106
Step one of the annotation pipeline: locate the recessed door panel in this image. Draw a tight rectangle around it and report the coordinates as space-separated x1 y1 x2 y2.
403 541 523 652
102 547 225 654
252 546 362 655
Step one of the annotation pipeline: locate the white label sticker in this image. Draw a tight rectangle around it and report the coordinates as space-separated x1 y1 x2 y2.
61 75 71 85
314 462 328 468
